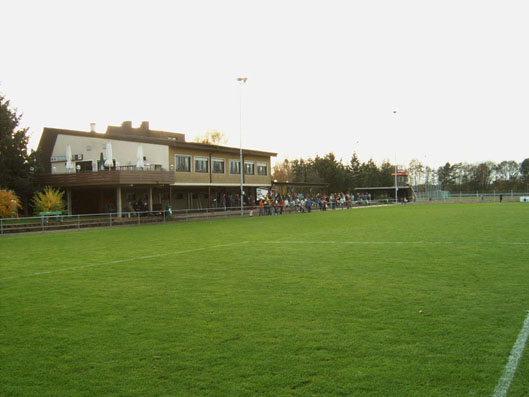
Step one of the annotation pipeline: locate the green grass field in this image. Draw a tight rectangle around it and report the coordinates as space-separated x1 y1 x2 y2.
1 203 528 396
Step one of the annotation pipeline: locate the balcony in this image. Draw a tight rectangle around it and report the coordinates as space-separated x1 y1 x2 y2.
37 168 175 187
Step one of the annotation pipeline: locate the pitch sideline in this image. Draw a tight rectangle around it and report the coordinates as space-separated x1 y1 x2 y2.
492 310 529 397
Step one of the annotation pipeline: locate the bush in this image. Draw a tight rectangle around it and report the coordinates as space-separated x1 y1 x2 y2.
31 186 65 214
0 189 22 218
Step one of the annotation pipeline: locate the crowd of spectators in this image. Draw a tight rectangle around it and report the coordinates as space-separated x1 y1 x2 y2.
255 192 374 216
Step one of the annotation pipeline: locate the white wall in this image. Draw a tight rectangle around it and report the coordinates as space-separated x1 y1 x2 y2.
51 134 169 173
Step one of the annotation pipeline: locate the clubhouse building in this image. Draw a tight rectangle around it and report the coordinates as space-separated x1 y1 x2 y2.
36 121 276 215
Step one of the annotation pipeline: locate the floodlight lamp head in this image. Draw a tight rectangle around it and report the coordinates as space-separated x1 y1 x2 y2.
237 77 248 83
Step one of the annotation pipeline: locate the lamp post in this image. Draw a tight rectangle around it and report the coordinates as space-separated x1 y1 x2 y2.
237 77 247 216
393 110 398 204
395 160 398 204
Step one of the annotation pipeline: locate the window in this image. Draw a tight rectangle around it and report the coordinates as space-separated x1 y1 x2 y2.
212 158 225 174
244 161 255 175
230 159 241 175
175 155 191 172
194 157 208 173
257 162 268 176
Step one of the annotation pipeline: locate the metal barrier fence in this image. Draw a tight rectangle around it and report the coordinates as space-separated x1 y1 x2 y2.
6 194 525 235
0 207 257 236
0 200 392 236
415 191 529 203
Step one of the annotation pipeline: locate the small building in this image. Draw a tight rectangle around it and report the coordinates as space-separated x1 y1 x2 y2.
354 169 415 203
36 121 276 215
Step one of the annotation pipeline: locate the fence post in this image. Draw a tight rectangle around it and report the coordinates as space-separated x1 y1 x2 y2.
41 216 44 233
186 209 188 222
0 218 3 235
137 212 141 225
163 210 166 224
78 215 80 230
109 213 112 227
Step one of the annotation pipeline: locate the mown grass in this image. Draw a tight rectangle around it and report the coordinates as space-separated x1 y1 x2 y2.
1 203 528 396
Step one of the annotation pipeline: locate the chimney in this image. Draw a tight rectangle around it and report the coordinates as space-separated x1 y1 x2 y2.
140 121 149 131
122 121 132 129
90 123 96 132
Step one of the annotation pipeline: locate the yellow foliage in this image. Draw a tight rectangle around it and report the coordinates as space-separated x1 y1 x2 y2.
0 189 22 218
192 129 228 145
31 186 65 214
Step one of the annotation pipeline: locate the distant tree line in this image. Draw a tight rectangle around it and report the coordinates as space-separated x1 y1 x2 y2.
273 153 395 193
273 154 529 194
410 160 529 193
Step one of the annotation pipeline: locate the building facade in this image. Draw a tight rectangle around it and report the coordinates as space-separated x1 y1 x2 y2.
36 121 276 215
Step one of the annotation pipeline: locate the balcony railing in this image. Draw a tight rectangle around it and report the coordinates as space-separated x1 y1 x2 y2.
37 169 175 187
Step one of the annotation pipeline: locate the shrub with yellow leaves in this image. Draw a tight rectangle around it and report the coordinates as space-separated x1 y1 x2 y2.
31 186 65 214
0 189 22 218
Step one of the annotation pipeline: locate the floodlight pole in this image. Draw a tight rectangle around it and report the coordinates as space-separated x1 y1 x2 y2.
237 77 247 216
395 160 398 204
393 110 398 204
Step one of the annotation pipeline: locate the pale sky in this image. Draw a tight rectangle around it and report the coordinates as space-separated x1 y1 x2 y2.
2 0 528 169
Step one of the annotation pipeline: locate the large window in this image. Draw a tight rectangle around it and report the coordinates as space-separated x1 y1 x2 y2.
175 155 191 172
212 158 225 174
257 162 268 176
194 157 208 173
229 159 241 175
244 161 255 175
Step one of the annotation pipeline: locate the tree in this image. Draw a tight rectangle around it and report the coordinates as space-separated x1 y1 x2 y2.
492 161 519 191
192 129 228 145
470 163 493 192
348 153 362 189
0 93 35 208
437 162 456 191
358 159 379 187
379 160 394 187
408 159 424 190
0 189 22 218
272 159 293 182
313 153 348 192
290 158 321 184
31 186 65 214
520 158 529 184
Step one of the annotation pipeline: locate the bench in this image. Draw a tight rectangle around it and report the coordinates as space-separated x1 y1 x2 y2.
39 211 63 223
39 211 63 216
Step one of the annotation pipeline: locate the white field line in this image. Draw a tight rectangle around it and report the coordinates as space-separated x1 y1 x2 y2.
260 240 528 246
492 311 529 397
0 241 249 281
